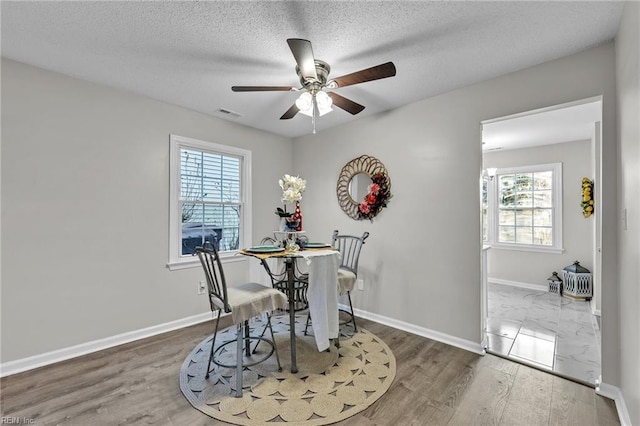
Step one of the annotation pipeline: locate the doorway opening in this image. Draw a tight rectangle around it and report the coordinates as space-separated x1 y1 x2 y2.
480 97 603 386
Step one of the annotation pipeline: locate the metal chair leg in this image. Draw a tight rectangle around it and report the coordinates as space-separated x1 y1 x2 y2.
252 315 270 354
266 313 282 372
205 309 222 379
304 313 311 335
347 291 357 332
235 322 243 398
244 320 251 357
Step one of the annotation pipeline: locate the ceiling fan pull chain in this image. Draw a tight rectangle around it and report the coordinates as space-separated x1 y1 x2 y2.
312 97 317 134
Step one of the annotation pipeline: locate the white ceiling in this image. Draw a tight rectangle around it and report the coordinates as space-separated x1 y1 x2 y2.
482 99 603 152
1 1 624 139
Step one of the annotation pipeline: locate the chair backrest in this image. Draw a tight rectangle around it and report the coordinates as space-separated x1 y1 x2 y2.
331 230 370 276
195 243 231 313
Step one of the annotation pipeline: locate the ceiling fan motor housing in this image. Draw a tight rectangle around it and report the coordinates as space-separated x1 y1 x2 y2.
297 60 331 90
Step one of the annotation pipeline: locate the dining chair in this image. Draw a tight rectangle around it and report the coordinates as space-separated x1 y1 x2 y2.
195 243 287 397
330 229 370 332
259 236 309 312
303 229 370 336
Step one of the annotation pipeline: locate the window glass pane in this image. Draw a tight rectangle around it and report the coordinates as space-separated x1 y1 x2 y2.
201 153 222 176
182 202 202 224
482 181 488 241
533 227 553 245
202 178 222 202
515 227 533 244
181 150 204 202
533 209 552 226
181 220 222 255
516 173 533 191
181 202 242 252
200 204 240 251
499 175 515 207
515 209 532 226
181 149 202 174
534 171 553 190
482 210 488 241
221 179 241 203
219 205 241 251
516 191 533 207
499 209 515 226
534 189 552 208
499 226 515 243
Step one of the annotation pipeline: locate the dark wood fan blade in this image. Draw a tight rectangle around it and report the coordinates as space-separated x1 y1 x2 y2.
328 92 365 115
331 62 396 88
280 103 299 119
287 38 317 81
232 86 294 92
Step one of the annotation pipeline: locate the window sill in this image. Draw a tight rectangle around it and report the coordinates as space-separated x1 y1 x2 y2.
167 251 247 271
489 243 565 254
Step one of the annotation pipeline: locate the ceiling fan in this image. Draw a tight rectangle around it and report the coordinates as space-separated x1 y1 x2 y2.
231 38 396 132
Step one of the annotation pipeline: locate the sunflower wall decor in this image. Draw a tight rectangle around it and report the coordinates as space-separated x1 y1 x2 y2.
581 177 594 218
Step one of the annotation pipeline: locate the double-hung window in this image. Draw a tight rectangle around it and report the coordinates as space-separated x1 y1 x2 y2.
168 135 252 269
484 162 563 253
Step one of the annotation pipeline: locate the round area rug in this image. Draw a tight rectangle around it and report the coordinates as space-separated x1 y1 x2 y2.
180 314 396 425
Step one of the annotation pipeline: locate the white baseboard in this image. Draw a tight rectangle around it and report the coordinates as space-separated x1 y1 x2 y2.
488 277 547 292
343 303 485 355
596 381 632 426
1 303 496 377
0 311 218 377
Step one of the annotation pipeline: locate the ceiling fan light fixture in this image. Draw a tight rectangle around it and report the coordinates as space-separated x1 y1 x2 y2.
316 91 333 116
316 90 332 108
317 105 333 117
295 91 313 116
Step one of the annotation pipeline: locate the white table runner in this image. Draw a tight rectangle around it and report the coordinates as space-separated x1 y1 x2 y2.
300 250 340 352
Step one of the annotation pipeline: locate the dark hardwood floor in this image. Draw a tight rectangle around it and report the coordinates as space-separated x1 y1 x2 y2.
1 316 620 425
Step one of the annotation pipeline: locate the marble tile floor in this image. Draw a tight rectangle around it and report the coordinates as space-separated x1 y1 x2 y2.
486 282 601 385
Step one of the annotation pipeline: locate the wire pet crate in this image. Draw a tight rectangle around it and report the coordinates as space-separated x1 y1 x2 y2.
562 261 592 300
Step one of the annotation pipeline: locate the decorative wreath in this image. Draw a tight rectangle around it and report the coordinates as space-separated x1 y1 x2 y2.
581 177 594 218
336 155 392 221
357 172 392 221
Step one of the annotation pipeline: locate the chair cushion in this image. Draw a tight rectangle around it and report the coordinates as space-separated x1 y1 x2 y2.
211 282 288 324
337 268 357 295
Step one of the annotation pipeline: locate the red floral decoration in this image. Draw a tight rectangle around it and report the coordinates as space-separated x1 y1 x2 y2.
357 173 392 221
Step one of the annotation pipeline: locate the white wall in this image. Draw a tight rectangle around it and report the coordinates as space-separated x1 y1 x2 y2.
615 1 640 423
484 140 594 289
293 43 619 382
0 59 293 362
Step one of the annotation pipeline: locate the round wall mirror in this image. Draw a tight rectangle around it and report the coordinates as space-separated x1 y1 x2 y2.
337 155 392 221
348 172 372 202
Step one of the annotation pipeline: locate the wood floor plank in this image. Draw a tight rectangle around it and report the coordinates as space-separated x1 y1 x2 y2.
0 316 619 426
445 362 514 425
499 364 554 426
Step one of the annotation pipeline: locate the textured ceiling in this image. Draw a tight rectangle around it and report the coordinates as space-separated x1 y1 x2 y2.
1 1 624 138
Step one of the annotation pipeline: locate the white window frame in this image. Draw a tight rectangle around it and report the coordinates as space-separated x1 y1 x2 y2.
167 134 252 270
487 162 563 254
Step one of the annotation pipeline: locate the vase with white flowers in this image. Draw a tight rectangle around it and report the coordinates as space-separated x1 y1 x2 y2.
275 174 306 231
